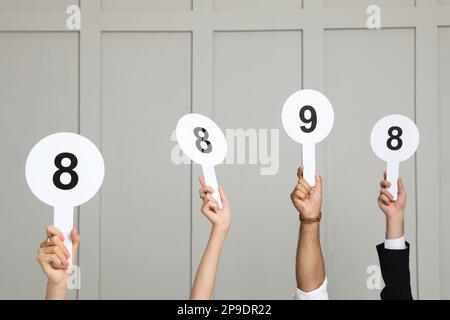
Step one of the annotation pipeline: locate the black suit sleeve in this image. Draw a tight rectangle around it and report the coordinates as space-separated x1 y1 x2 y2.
376 242 413 300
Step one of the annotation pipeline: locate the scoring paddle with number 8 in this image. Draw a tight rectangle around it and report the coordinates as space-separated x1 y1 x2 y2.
371 115 420 201
25 133 105 267
176 114 228 208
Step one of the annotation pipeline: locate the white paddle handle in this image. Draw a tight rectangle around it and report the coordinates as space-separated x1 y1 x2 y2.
54 205 74 266
202 165 222 209
302 143 316 186
387 161 399 201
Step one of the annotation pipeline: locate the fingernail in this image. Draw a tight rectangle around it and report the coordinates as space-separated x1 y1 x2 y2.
59 234 65 241
65 251 70 258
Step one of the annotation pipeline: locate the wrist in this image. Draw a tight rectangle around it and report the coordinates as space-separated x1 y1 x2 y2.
299 211 322 224
211 225 229 237
386 215 404 240
47 277 67 288
46 279 68 300
386 211 404 222
300 221 320 233
297 207 321 219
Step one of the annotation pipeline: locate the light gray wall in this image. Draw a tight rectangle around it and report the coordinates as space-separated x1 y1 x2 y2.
0 0 449 300
99 32 192 299
207 31 303 299
0 32 79 299
439 26 450 299
324 28 417 299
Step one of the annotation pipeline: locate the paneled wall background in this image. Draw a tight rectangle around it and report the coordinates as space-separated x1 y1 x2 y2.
0 0 449 300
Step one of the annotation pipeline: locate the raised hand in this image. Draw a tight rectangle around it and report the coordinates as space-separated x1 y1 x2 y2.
37 225 80 299
290 166 323 220
378 172 406 239
198 176 231 234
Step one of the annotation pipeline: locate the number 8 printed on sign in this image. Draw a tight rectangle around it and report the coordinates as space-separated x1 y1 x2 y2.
194 127 213 154
25 132 105 267
386 127 403 151
53 153 79 190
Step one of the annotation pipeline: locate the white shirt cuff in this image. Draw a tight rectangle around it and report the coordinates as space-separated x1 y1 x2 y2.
384 235 407 250
293 277 329 300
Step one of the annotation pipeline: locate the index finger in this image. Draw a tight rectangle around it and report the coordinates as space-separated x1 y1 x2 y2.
46 225 64 241
198 176 206 188
299 178 312 193
199 186 214 199
46 235 70 258
297 166 304 179
380 180 391 189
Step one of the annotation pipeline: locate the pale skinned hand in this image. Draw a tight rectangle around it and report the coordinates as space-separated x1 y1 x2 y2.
377 171 407 218
290 166 323 220
198 176 231 234
377 171 406 239
37 225 80 286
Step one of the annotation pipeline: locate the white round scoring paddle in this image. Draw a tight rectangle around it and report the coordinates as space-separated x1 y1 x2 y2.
26 132 104 266
371 114 419 200
282 89 334 186
176 114 227 208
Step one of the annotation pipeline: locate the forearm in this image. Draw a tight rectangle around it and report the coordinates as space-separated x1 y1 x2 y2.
45 281 67 300
385 214 404 240
190 227 227 300
296 223 325 292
